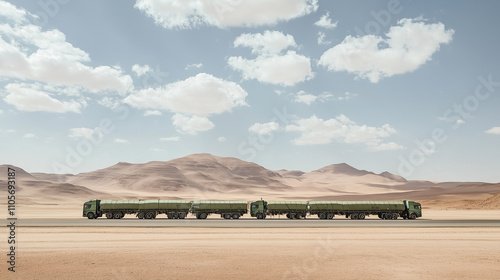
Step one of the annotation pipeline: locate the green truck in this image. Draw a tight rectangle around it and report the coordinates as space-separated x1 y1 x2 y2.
82 199 191 219
308 200 422 220
250 200 308 219
190 200 248 219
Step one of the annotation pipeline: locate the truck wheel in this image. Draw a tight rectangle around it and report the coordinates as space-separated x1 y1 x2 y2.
319 213 327 219
145 212 154 219
200 213 208 219
351 213 359 220
327 213 334 219
87 212 95 219
233 213 240 219
113 212 122 219
392 213 399 220
137 212 144 219
167 214 174 219
106 212 113 219
179 213 186 219
409 213 417 220
224 213 231 219
358 213 365 220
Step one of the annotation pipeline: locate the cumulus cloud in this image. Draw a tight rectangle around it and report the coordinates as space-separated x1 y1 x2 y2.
0 4 133 94
285 115 403 150
23 133 36 139
314 12 337 29
124 73 247 134
132 64 152 77
3 83 86 113
124 73 247 116
217 136 226 142
134 0 318 29
228 31 313 86
172 113 214 134
249 122 280 135
317 31 332 45
234 30 297 55
485 127 500 135
318 18 454 83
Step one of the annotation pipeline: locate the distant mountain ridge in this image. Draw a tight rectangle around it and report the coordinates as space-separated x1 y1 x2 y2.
3 153 499 206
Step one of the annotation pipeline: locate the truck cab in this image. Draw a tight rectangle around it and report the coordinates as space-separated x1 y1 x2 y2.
404 200 422 219
250 199 267 219
82 199 101 219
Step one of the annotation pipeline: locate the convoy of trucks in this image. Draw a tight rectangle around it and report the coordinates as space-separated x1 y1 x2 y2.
83 198 422 220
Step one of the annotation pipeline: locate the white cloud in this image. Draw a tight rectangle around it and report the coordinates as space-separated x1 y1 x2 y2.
229 31 313 86
132 64 152 77
134 0 318 29
97 97 122 109
23 133 36 138
249 122 280 135
0 1 29 24
217 136 226 142
234 30 297 55
124 73 247 116
229 51 313 86
314 12 337 29
3 83 86 113
160 136 180 142
318 18 454 83
150 148 165 152
0 1 133 97
144 110 162 116
293 90 333 105
114 138 129 144
172 113 214 134
285 115 402 150
485 127 500 135
185 63 203 70
317 31 332 45
68 128 97 139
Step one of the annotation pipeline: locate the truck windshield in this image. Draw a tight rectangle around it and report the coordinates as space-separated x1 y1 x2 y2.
414 205 421 209
252 205 259 209
84 204 91 209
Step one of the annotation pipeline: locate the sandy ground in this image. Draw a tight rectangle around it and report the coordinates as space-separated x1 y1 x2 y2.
1 227 499 280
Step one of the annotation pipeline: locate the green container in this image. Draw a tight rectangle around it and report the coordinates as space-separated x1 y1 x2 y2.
191 200 248 212
266 201 308 212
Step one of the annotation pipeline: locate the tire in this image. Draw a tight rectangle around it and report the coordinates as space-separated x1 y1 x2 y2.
145 212 154 219
392 213 399 220
87 212 95 219
200 213 208 219
358 213 365 220
256 213 263 219
289 213 296 219
351 213 359 220
319 213 327 220
327 213 334 219
196 213 201 219
137 212 145 219
295 214 301 219
113 212 122 219
233 213 240 219
286 213 291 219
410 213 417 220
167 214 174 219
224 213 231 219
106 212 113 219
179 212 186 219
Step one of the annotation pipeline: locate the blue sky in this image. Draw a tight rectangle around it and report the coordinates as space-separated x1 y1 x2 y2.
1 0 500 182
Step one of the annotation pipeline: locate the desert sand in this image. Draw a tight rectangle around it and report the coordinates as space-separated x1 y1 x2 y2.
1 227 499 280
1 154 500 279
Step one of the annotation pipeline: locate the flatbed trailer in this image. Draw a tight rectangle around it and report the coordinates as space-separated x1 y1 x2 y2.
82 199 191 219
308 200 421 219
190 200 248 219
